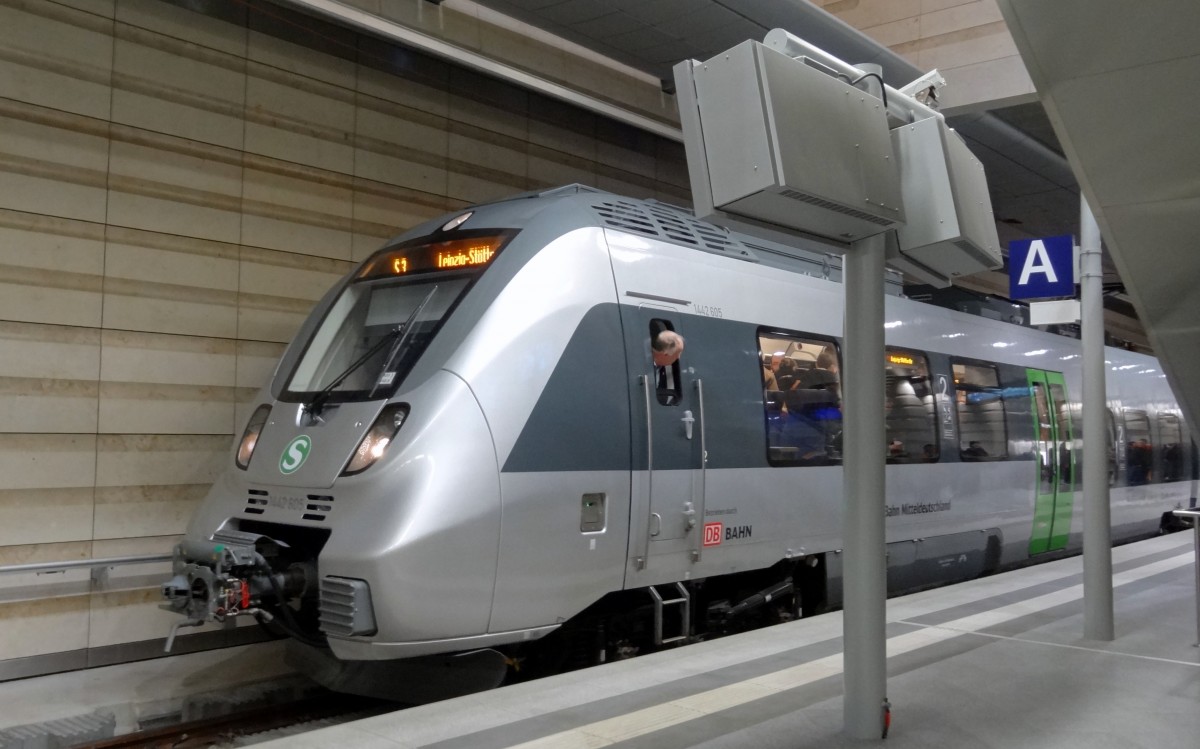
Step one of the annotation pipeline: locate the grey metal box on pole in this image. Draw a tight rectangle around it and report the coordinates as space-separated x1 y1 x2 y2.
679 41 904 245
888 116 1002 287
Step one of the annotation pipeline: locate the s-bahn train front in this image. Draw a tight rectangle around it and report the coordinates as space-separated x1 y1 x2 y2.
161 188 609 691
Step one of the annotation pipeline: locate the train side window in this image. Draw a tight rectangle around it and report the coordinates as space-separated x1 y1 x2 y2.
758 330 841 466
649 319 682 406
951 360 1008 460
1159 413 1183 482
885 348 938 463
1123 409 1152 485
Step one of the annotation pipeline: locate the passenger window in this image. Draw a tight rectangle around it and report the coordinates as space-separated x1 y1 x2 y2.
1158 413 1183 482
649 319 682 406
758 331 841 466
885 349 938 463
1124 409 1153 485
951 360 1008 460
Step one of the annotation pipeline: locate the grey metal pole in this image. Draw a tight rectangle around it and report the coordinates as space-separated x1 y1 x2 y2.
1080 195 1114 641
842 231 888 739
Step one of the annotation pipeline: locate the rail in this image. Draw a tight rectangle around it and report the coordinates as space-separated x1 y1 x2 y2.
1172 508 1200 647
0 553 172 585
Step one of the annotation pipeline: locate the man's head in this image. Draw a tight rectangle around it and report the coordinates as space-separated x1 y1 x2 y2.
652 330 685 367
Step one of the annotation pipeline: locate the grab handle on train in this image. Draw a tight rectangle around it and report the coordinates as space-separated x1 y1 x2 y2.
682 410 695 440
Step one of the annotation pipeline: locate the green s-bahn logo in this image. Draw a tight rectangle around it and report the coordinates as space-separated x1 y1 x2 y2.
279 435 312 475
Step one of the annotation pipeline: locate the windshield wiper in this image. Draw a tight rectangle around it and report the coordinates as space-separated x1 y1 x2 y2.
305 327 401 418
304 285 439 417
369 285 438 398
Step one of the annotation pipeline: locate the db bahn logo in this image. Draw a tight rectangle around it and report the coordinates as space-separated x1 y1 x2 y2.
279 435 312 475
703 522 723 547
703 521 753 546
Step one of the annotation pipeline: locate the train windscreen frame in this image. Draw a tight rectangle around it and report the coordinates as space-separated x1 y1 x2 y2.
281 230 516 404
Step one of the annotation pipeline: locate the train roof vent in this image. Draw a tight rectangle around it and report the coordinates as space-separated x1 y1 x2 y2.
593 199 759 263
594 199 658 235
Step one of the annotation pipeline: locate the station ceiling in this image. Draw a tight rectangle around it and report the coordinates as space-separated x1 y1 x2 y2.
467 0 1074 238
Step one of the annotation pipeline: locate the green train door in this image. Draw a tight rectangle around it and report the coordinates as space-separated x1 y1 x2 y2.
1028 369 1074 554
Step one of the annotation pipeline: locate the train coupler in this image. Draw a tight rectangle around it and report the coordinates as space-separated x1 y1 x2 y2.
160 529 307 649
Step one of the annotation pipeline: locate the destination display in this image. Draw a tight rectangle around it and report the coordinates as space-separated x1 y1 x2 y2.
358 235 507 281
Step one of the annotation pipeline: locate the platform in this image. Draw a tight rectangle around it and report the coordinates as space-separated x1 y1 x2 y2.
250 532 1200 748
2 534 1196 747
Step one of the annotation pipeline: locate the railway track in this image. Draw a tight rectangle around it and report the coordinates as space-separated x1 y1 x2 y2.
71 693 393 749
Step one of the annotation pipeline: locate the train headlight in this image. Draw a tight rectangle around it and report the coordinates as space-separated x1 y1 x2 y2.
343 404 409 475
236 405 271 469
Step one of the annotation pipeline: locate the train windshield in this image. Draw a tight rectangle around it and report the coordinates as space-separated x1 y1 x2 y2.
285 275 470 402
284 231 513 403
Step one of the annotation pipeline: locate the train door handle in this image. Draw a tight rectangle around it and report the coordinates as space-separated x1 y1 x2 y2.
682 410 695 440
650 512 662 537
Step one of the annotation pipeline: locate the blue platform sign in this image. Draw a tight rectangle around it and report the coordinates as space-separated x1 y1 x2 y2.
1008 235 1075 300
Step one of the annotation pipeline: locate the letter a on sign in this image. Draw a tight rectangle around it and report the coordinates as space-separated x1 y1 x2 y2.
1018 240 1057 285
1008 235 1075 300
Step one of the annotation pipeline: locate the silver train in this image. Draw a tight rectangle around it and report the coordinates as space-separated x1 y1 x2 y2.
162 185 1194 698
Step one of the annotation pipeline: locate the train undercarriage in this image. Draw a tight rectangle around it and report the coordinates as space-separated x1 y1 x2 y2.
161 522 830 702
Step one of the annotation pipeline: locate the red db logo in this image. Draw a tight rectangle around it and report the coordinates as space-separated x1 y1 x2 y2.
703 522 723 547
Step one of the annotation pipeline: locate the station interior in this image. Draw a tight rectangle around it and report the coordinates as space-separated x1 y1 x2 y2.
0 0 1197 747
